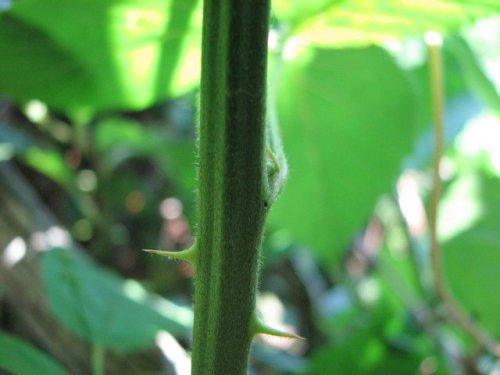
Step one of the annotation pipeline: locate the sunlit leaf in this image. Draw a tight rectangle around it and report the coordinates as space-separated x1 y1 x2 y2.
447 35 500 114
0 0 201 114
274 0 500 47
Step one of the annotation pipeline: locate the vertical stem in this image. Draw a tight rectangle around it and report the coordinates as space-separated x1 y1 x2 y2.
426 32 500 357
192 0 271 374
426 32 445 303
91 344 105 375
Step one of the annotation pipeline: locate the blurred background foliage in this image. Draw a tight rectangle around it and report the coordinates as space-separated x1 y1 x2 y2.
0 0 500 374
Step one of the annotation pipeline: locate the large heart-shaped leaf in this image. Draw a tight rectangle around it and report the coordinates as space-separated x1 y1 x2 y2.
269 46 416 264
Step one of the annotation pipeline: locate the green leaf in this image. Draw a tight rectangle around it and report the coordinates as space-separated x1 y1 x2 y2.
441 172 500 337
0 0 201 114
22 148 74 188
447 35 500 114
0 13 93 110
308 335 413 375
95 118 158 154
0 123 76 187
272 0 339 30
437 117 500 338
310 280 447 375
94 117 162 171
42 248 192 351
311 271 452 375
274 0 500 47
0 333 69 375
94 116 197 196
269 46 416 264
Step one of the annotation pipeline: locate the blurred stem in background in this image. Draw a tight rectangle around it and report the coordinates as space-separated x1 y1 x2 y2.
426 31 500 357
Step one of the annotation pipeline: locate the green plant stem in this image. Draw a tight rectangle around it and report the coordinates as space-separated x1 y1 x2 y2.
91 344 105 375
427 32 445 310
192 0 271 374
427 33 500 357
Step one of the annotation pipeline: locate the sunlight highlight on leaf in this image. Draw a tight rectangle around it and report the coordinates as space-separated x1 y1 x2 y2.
0 0 201 113
275 0 500 47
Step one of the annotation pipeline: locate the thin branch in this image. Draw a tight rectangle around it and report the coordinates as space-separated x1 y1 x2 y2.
426 31 500 357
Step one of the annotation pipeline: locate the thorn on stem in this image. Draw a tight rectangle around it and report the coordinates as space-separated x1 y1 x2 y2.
142 243 198 265
251 313 304 340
